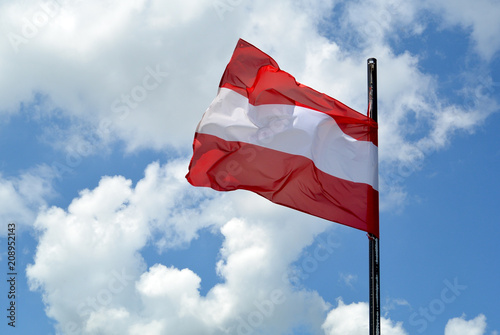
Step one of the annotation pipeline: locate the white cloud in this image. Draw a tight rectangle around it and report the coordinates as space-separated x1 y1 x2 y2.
322 299 408 335
444 314 488 335
424 0 500 60
145 0 209 28
0 165 55 234
342 0 421 46
26 159 339 334
0 0 234 151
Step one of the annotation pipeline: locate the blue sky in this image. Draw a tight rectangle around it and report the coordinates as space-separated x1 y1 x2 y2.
1 0 499 334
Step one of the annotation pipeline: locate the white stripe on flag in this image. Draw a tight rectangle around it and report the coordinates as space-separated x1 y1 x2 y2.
197 88 379 190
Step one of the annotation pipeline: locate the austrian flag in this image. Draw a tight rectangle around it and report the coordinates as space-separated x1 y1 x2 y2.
186 39 379 237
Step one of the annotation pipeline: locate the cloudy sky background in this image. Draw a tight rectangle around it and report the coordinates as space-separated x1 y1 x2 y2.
0 0 499 334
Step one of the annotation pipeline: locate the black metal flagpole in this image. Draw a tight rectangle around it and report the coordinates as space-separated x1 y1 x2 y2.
367 58 380 335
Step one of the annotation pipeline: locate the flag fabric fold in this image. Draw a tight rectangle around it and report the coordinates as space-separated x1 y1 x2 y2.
186 39 379 237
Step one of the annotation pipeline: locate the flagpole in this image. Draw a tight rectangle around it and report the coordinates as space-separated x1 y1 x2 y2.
367 58 380 335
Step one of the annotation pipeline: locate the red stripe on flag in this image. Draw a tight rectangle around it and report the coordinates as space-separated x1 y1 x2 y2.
219 39 378 145
187 133 379 236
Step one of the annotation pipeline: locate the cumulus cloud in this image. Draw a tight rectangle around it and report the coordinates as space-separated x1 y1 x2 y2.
444 314 488 335
322 299 408 335
0 165 55 233
26 159 338 334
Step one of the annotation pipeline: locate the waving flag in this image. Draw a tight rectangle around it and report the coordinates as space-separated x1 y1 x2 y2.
186 39 379 237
